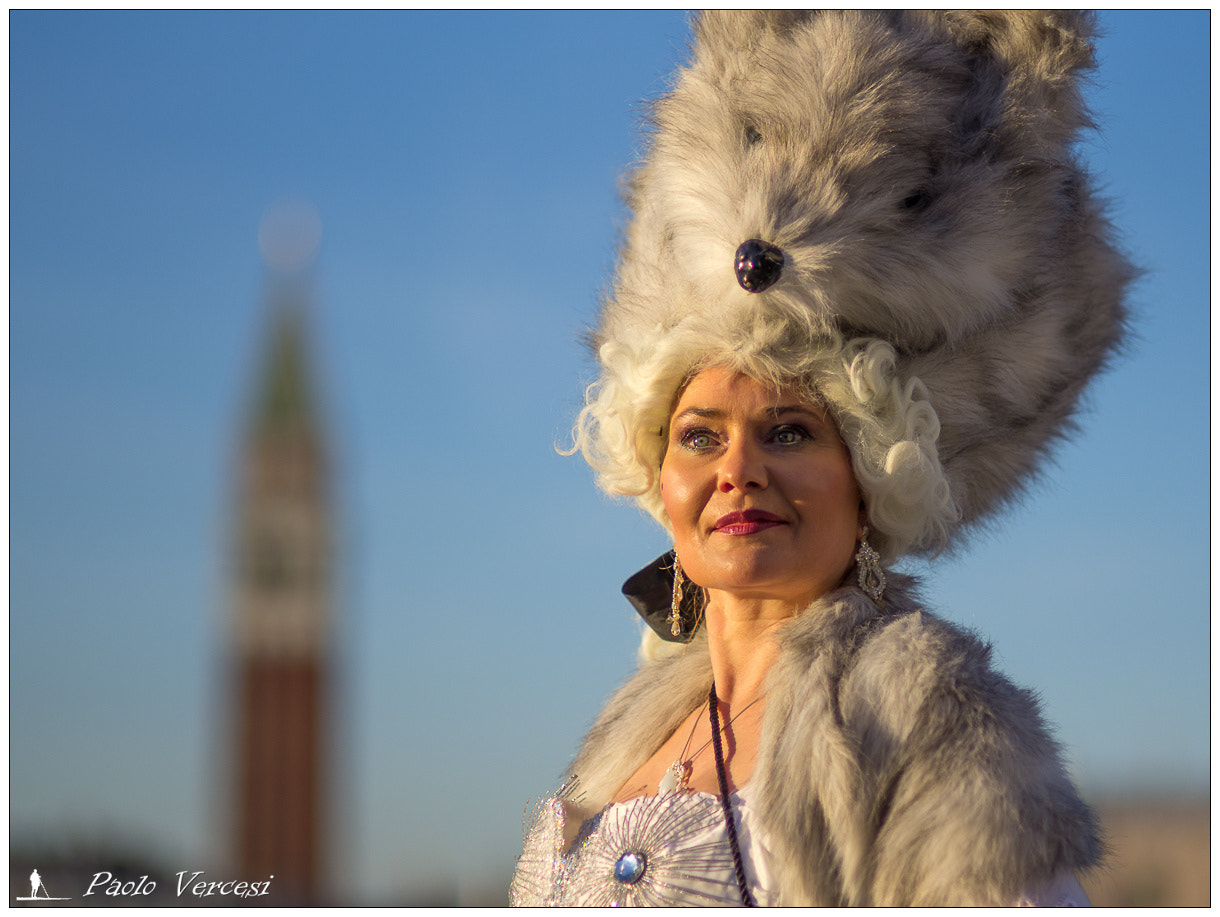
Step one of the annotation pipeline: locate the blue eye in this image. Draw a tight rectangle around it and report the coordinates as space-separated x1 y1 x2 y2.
773 425 809 445
680 429 715 451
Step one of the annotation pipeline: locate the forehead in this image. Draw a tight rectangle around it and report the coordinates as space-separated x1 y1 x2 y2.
672 366 824 415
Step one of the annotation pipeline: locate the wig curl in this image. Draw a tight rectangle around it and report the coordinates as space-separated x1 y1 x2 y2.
572 314 959 564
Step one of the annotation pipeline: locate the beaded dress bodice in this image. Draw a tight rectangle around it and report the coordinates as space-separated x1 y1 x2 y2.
509 783 1090 907
510 786 773 907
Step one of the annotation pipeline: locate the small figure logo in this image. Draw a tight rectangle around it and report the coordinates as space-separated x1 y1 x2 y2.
15 868 71 901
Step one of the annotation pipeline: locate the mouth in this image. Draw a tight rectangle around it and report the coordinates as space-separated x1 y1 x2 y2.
712 509 786 536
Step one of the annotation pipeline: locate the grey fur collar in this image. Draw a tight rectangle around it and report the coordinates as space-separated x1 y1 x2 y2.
568 577 1101 905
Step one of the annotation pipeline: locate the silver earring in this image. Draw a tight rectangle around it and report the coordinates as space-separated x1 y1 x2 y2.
669 553 685 637
856 526 886 604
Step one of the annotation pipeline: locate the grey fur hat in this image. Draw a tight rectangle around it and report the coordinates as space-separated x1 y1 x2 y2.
577 10 1132 557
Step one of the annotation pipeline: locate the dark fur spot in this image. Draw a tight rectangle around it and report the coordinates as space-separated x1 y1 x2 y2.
901 189 932 211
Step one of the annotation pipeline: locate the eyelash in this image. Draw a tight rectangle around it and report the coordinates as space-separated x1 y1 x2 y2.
677 424 813 451
679 429 714 451
772 424 811 445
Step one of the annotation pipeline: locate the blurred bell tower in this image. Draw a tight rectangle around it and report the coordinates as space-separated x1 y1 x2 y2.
230 201 331 903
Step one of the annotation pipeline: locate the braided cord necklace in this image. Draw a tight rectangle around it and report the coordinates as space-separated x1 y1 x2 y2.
709 681 757 907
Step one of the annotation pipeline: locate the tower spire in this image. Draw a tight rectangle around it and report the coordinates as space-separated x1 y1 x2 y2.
230 202 331 902
253 298 317 441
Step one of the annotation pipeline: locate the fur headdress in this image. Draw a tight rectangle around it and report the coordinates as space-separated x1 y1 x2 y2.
576 10 1132 559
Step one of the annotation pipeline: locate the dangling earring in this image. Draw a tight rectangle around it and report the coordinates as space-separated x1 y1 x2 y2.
856 526 886 604
669 553 685 637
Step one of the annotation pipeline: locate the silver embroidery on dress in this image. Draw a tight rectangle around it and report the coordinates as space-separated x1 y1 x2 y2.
511 783 749 907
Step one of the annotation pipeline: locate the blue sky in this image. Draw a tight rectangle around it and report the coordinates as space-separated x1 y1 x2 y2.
10 11 1210 903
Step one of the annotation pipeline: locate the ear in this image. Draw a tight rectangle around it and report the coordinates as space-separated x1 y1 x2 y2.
690 10 815 66
924 10 1098 153
936 10 1096 69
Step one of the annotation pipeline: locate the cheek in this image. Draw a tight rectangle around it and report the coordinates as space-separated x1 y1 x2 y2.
659 465 682 523
659 462 699 532
807 462 862 528
838 471 863 518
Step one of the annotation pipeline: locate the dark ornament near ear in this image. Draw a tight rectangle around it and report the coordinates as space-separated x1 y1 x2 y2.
734 239 784 292
622 551 703 644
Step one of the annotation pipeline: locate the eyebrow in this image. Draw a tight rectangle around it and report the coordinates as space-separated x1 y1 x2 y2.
673 404 826 421
673 407 724 420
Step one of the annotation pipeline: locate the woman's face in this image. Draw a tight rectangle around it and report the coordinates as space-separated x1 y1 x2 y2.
660 366 862 609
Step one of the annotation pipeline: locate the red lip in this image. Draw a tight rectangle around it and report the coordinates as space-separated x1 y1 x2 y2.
713 509 785 536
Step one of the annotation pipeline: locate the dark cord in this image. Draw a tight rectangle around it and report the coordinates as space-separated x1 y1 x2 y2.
709 682 757 907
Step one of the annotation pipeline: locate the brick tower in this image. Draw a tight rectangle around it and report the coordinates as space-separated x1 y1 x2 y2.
231 279 331 903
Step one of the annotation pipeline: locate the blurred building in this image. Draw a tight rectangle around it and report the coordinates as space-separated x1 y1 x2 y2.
1081 798 1211 907
229 279 333 904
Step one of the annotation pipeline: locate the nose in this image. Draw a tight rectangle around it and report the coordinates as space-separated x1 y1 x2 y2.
717 438 768 492
734 239 784 292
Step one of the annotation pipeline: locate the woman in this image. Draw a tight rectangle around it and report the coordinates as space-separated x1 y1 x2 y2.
513 10 1128 907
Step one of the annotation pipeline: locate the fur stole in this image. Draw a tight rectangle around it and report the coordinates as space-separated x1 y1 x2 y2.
568 575 1101 906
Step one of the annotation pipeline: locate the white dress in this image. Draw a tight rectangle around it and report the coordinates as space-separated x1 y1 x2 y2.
511 785 774 907
510 784 1089 907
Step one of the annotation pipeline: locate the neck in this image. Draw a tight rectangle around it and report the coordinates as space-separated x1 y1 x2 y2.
702 591 802 708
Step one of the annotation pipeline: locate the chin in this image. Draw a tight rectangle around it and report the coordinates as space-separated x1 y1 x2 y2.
696 552 851 607
702 567 818 605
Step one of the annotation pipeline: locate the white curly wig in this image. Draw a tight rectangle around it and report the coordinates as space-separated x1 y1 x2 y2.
573 313 958 564
574 10 1130 574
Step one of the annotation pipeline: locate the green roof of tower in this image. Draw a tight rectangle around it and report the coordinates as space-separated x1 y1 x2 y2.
253 298 319 440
